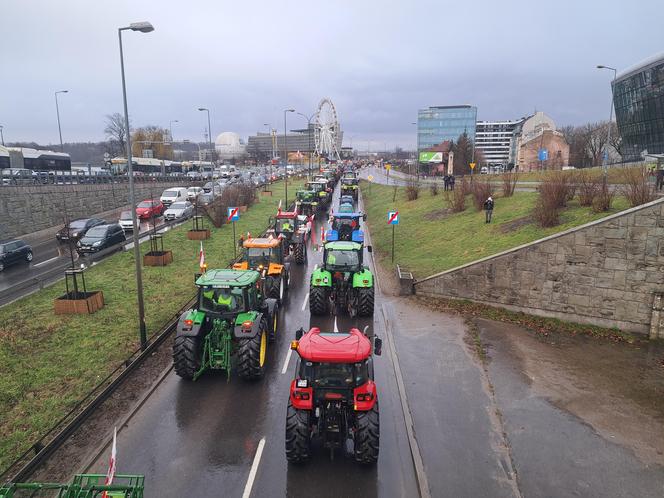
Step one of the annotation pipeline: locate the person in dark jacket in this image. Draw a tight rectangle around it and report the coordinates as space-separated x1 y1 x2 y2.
443 174 449 191
449 174 455 191
484 195 494 223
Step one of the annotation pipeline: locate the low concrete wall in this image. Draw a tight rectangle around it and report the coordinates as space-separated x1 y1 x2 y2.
415 198 664 337
0 182 189 238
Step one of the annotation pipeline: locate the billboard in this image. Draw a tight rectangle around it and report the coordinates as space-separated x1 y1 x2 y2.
419 151 443 163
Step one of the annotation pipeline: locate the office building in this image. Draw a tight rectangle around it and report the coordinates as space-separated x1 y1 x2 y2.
246 124 334 159
613 52 664 161
475 119 524 166
417 105 477 151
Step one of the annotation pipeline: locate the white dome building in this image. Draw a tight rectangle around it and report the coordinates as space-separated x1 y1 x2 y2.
215 132 247 161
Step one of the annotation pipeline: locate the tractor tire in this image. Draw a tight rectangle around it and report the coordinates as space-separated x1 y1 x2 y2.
269 304 280 343
237 318 269 380
285 399 311 463
294 243 306 264
173 336 202 380
357 287 375 317
309 286 328 315
265 276 281 301
354 402 380 464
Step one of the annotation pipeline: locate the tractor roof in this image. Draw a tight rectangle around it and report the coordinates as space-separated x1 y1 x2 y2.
296 327 372 363
332 211 362 218
243 237 281 248
276 210 298 219
196 269 260 287
325 240 363 251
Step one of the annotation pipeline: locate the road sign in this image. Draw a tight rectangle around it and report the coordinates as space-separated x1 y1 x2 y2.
388 211 399 225
538 149 548 161
227 207 240 222
469 162 476 170
385 164 392 171
103 152 110 160
368 175 374 182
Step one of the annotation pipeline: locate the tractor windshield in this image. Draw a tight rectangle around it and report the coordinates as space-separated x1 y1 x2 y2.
275 218 295 233
332 217 359 231
342 178 357 186
200 286 244 314
325 249 360 270
246 247 278 267
299 360 369 388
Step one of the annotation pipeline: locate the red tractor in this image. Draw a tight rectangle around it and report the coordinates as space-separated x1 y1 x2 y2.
267 208 311 264
285 327 382 464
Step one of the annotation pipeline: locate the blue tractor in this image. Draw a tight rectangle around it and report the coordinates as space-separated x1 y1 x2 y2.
325 211 367 243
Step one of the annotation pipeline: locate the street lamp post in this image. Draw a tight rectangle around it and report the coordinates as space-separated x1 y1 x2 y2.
284 108 295 206
410 122 417 177
597 65 618 176
0 125 4 146
297 112 315 179
169 119 178 142
198 108 213 164
119 20 154 350
55 90 68 152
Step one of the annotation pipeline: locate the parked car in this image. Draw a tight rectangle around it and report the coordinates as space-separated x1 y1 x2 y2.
118 210 135 231
164 201 195 221
77 224 126 254
186 171 202 180
186 186 203 201
160 187 188 207
0 239 33 271
56 218 105 242
135 199 165 219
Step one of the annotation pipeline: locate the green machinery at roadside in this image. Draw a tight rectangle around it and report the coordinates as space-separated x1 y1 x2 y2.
309 241 375 317
305 180 332 209
173 269 280 381
0 474 144 498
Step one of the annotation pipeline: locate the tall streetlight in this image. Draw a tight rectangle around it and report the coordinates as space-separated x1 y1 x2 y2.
198 108 213 163
0 125 4 146
55 90 68 152
411 122 417 177
119 20 154 350
169 119 178 141
283 108 295 206
297 111 315 179
597 64 618 176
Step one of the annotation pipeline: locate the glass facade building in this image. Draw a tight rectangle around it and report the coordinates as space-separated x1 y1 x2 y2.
417 105 477 151
613 53 664 161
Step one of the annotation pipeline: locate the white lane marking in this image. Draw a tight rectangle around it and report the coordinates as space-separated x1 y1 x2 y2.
314 264 318 270
33 256 60 268
301 292 309 312
333 316 338 332
242 437 266 498
281 348 293 375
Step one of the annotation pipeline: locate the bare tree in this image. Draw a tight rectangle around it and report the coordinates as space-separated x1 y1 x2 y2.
583 121 608 167
609 121 623 160
131 125 172 159
104 113 130 156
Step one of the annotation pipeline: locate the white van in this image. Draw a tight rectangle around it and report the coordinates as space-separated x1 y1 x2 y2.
160 187 188 207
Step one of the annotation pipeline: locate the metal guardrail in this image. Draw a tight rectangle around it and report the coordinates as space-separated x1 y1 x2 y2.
0 198 285 482
0 170 201 187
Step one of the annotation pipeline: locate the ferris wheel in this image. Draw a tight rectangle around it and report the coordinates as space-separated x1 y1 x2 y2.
314 98 341 160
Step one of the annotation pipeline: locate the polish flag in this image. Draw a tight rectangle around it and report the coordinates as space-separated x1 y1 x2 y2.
278 200 282 214
199 241 206 272
102 427 117 498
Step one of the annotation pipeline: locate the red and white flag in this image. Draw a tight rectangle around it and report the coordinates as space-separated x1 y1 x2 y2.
102 427 117 498
199 241 206 272
277 200 282 214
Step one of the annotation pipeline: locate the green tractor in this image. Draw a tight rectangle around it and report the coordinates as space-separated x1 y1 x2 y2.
309 241 375 317
306 180 332 209
340 176 359 201
173 269 280 381
295 189 319 217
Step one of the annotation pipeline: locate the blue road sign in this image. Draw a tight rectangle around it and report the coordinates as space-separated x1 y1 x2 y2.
227 207 240 222
388 211 399 225
538 148 549 161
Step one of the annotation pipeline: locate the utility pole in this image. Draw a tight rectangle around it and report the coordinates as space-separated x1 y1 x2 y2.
284 108 295 205
55 90 69 152
597 64 618 177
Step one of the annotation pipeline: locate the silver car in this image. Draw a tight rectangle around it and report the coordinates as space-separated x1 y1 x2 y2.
164 201 194 221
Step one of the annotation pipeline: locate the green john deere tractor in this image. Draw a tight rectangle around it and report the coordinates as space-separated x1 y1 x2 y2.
309 241 374 317
173 269 280 381
306 180 332 209
295 188 319 217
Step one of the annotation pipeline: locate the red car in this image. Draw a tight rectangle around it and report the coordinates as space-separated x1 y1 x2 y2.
135 199 165 220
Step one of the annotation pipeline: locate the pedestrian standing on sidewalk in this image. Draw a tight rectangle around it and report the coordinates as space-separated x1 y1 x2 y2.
484 195 494 223
449 174 455 191
443 174 449 191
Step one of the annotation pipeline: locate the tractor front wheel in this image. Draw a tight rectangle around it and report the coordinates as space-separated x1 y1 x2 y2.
285 399 311 463
309 286 328 315
354 402 380 464
269 304 280 343
173 336 202 380
237 317 269 380
357 287 375 317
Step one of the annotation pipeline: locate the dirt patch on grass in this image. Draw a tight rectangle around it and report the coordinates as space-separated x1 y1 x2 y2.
498 215 532 233
423 207 453 221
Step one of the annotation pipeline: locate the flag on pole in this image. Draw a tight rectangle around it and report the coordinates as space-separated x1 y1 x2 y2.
277 199 282 214
102 427 117 498
199 241 206 272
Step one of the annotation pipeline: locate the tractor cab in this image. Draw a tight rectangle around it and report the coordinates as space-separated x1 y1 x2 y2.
340 177 359 200
195 269 261 318
296 189 319 216
326 212 366 243
339 194 356 210
306 180 332 207
268 209 310 265
286 327 382 464
314 174 334 190
272 211 298 238
234 237 290 301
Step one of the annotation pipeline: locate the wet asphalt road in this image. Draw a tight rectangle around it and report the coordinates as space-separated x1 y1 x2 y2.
86 184 419 497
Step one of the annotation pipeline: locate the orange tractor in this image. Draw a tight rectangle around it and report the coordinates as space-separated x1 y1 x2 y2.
233 237 290 302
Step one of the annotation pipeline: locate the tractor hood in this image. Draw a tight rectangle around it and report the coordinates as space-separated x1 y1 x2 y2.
295 327 372 363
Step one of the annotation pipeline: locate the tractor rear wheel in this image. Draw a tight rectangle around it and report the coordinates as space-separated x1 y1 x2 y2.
309 286 328 315
269 305 280 343
265 276 281 301
294 243 306 264
354 402 380 464
237 318 269 380
285 399 311 463
173 336 202 380
357 287 375 317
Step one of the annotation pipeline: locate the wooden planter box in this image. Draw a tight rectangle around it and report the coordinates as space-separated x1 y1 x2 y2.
54 291 104 315
260 190 273 196
187 229 211 240
239 205 248 213
143 250 173 267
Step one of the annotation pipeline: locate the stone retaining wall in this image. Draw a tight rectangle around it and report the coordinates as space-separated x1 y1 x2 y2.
414 198 664 337
0 182 188 238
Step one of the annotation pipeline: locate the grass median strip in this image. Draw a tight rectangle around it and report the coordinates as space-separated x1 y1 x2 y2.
360 181 629 279
0 178 304 473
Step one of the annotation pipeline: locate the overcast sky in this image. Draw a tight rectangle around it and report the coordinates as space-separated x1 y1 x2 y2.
1 0 662 150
